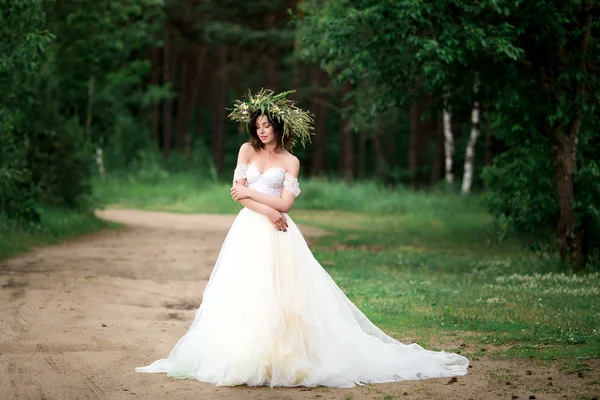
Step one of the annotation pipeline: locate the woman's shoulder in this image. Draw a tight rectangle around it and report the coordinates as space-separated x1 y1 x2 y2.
238 142 256 158
282 152 300 174
239 142 253 153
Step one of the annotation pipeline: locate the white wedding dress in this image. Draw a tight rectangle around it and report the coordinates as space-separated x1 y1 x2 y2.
135 163 469 387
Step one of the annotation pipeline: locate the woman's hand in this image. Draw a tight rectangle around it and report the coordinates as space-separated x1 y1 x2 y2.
265 208 288 232
230 182 251 201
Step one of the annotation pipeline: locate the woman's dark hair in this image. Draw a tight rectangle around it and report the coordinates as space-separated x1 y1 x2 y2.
248 111 292 151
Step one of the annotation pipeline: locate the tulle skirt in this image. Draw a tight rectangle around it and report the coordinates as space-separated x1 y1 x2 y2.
135 208 468 388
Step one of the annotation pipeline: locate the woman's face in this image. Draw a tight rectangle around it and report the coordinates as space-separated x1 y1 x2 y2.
256 114 276 146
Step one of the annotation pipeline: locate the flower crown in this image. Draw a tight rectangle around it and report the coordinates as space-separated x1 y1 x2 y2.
228 88 314 149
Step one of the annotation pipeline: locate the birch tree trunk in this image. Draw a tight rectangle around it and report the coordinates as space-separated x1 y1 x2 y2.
443 95 454 184
461 74 480 193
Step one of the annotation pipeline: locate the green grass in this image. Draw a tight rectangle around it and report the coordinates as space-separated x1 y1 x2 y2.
0 208 113 260
294 211 599 364
89 173 600 366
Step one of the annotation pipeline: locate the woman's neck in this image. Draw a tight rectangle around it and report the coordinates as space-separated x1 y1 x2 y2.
262 143 280 154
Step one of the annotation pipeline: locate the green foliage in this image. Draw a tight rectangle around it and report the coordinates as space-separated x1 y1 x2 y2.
0 132 40 223
482 142 557 233
296 0 522 116
297 0 600 268
0 0 53 223
28 118 94 208
1 0 165 228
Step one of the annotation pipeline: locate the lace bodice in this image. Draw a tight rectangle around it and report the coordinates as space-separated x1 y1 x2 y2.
233 163 301 198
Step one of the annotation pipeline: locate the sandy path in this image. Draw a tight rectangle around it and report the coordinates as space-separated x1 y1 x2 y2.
0 209 597 400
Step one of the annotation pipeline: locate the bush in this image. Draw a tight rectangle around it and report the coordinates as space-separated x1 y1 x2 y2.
482 143 557 234
482 129 600 267
0 131 40 224
28 117 94 209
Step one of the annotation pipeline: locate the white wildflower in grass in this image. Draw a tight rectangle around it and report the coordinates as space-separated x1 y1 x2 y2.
476 297 507 304
495 272 600 285
540 287 600 296
469 258 513 275
487 272 600 296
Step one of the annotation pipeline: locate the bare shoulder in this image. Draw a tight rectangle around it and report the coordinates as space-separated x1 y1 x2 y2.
283 152 300 175
239 142 254 155
236 142 255 164
239 142 256 158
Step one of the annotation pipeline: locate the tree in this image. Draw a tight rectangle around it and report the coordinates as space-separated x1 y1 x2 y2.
296 0 600 269
461 74 480 194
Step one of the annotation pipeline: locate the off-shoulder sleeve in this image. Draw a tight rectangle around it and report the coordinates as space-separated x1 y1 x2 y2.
283 173 301 197
233 164 249 183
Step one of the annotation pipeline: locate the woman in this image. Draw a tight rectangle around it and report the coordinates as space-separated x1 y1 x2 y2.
136 89 469 388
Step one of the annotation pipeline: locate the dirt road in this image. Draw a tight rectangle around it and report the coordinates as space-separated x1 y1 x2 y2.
0 209 597 400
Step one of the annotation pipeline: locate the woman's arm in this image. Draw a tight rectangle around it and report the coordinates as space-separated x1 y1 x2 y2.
231 157 300 213
232 142 252 187
231 143 288 231
242 187 295 213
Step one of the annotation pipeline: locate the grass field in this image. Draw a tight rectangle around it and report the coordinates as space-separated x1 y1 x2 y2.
0 208 114 260
93 173 600 372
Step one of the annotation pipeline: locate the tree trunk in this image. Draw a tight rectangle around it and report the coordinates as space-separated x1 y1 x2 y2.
409 103 419 187
86 76 105 183
358 127 366 179
544 5 590 270
150 48 161 145
264 12 279 91
162 24 173 161
431 114 444 184
211 46 228 174
176 53 190 150
339 85 353 181
461 74 480 194
484 113 493 167
443 96 454 184
372 114 388 178
409 97 430 187
184 45 207 171
310 67 327 175
549 125 584 269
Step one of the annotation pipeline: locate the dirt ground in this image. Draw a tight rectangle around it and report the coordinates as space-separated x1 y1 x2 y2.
0 209 598 400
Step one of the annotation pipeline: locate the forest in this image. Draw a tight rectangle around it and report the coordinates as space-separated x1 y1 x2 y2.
1 0 599 270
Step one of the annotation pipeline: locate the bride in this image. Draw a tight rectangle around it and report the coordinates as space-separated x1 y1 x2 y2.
135 89 469 388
